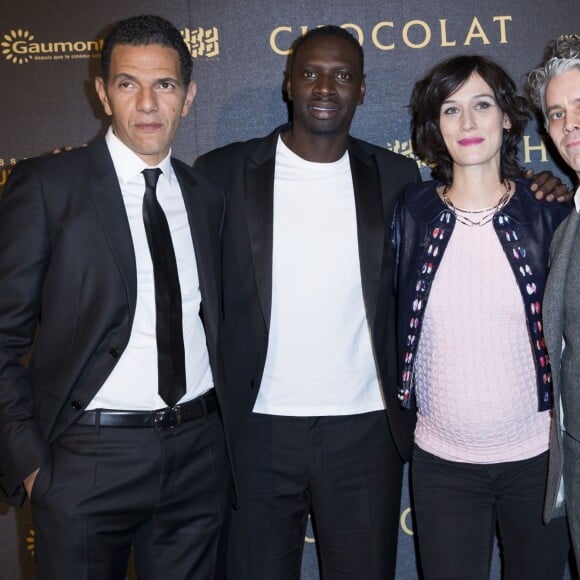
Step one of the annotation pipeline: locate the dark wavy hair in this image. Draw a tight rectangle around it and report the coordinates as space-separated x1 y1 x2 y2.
410 55 530 184
101 15 192 85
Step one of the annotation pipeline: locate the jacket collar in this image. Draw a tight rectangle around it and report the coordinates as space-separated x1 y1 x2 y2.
244 124 384 329
404 178 544 224
248 124 373 166
87 138 137 314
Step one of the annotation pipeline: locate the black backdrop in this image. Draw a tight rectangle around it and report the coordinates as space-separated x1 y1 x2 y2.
1 1 578 578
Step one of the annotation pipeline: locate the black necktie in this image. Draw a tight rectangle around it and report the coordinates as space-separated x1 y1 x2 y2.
142 168 186 407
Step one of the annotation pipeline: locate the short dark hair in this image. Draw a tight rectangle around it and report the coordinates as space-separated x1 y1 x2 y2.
288 25 364 74
410 55 530 184
100 15 192 85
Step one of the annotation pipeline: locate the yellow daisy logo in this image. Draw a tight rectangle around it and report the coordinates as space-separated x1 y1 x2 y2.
26 528 35 557
1 29 34 64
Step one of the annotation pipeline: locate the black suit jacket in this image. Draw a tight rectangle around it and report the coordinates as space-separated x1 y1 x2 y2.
0 137 228 505
195 124 420 463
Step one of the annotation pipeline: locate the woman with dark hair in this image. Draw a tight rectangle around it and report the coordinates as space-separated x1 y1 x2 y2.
393 55 570 579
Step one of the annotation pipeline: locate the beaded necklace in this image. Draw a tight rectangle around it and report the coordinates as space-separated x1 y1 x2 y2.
440 180 512 227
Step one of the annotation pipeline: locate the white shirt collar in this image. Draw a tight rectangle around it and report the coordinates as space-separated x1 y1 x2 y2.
105 126 173 186
574 184 580 213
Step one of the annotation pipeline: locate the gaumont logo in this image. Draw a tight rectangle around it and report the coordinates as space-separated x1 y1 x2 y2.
1 27 221 64
1 28 101 64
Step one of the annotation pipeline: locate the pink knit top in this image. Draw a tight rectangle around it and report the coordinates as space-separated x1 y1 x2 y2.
413 218 550 464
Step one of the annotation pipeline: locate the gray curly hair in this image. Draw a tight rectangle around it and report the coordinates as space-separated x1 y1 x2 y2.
528 34 580 126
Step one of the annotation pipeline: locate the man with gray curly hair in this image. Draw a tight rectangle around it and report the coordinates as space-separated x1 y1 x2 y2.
528 34 580 564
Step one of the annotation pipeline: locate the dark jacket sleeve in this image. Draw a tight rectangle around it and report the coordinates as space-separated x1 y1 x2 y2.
0 159 52 505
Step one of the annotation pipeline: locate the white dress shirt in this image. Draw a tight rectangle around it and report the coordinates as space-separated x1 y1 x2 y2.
87 128 213 411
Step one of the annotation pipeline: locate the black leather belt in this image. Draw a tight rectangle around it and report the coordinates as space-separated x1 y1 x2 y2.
76 390 217 431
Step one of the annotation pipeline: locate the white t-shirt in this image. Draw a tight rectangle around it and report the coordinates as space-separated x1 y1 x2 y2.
253 137 384 416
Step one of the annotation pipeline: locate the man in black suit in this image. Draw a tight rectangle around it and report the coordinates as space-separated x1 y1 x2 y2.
195 25 419 579
0 15 230 580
